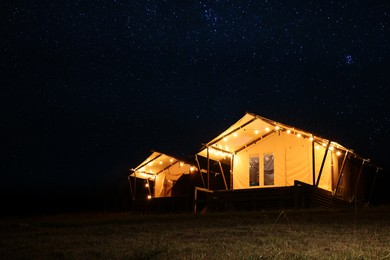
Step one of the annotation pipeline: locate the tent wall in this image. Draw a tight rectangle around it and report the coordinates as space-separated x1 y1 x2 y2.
154 162 192 198
233 131 335 192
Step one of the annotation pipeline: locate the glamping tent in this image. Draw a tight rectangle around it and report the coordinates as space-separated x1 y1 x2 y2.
196 112 380 205
128 151 197 200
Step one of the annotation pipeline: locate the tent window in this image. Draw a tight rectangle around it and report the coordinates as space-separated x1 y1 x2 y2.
264 153 274 186
249 155 259 186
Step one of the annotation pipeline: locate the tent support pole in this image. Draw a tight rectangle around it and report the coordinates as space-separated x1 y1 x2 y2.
334 150 349 196
218 161 228 190
366 167 380 207
315 140 331 187
207 147 210 190
230 154 234 190
147 179 152 198
134 172 137 200
194 188 198 214
312 139 316 185
195 155 206 188
351 159 367 202
128 176 135 201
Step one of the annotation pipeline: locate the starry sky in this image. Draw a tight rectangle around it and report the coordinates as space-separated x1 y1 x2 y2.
2 1 389 197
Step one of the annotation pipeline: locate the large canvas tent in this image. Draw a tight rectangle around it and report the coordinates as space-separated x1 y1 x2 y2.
197 112 380 203
128 151 197 200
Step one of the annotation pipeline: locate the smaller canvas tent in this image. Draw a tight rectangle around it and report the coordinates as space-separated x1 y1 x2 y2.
196 112 380 204
128 151 197 200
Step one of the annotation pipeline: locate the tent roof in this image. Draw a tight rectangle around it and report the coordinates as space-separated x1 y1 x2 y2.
129 151 197 180
197 112 362 162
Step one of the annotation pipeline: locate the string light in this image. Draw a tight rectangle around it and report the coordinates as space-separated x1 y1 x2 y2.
254 130 259 134
180 162 184 167
169 158 173 163
233 133 238 137
297 133 301 138
286 129 291 134
223 137 228 142
190 166 195 172
275 126 280 130
336 151 341 156
265 127 270 132
159 161 163 164
147 195 152 199
309 136 314 141
145 183 149 188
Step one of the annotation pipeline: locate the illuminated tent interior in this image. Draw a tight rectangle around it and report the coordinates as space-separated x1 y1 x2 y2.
128 151 197 199
197 112 380 202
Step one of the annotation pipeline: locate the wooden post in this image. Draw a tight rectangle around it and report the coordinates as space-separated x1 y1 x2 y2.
128 176 135 201
351 159 367 202
195 155 206 188
334 150 349 196
315 140 331 187
218 161 228 190
207 146 210 190
194 188 198 214
312 139 316 185
230 154 234 190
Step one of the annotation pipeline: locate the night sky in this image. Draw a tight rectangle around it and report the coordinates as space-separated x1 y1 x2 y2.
2 1 389 204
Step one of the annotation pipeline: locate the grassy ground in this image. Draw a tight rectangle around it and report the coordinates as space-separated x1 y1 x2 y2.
1 206 390 259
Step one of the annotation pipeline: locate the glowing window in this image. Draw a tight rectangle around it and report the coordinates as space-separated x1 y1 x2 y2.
249 155 259 186
264 153 274 186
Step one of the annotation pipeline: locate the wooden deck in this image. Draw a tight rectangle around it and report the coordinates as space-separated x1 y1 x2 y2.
195 181 352 213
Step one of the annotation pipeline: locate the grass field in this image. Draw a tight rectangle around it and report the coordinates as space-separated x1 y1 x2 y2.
1 206 390 259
